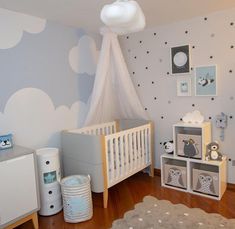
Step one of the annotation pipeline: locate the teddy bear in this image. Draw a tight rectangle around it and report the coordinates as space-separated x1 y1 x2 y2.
206 142 223 161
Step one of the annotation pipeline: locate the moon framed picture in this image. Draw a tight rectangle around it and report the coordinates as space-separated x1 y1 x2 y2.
171 45 191 74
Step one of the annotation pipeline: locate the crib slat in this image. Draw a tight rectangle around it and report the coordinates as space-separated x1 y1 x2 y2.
115 138 120 178
137 130 141 168
124 134 129 175
133 132 137 170
141 129 145 166
128 134 134 171
120 136 124 177
109 139 115 182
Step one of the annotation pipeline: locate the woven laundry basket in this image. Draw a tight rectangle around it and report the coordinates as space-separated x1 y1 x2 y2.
61 175 93 223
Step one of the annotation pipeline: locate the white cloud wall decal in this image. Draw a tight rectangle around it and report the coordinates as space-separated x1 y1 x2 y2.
0 8 46 49
69 35 99 75
0 88 86 149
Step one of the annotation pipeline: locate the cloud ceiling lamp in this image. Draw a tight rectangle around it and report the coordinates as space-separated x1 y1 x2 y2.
100 0 146 35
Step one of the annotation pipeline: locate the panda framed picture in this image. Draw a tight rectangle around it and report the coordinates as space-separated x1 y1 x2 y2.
170 45 191 75
195 65 217 96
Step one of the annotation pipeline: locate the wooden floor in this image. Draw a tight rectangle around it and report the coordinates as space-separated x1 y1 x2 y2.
18 173 235 229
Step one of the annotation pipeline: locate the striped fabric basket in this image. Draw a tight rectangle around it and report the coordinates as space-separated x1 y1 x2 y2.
61 175 93 223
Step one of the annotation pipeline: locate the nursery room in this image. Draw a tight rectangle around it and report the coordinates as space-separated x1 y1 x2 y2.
0 0 235 228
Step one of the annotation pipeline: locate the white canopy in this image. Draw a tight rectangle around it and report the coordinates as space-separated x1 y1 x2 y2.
84 28 148 126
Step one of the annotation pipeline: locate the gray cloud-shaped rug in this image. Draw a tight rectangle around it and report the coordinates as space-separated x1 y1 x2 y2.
111 196 235 229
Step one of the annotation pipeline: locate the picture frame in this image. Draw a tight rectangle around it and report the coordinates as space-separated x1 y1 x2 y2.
177 77 192 96
195 65 217 96
171 45 191 75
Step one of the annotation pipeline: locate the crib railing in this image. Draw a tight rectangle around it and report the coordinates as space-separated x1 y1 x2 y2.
69 121 117 135
104 123 152 188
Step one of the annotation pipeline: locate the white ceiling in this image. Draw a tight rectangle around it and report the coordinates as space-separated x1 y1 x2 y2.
1 0 235 31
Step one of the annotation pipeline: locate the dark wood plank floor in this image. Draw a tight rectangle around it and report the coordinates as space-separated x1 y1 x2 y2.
18 173 235 229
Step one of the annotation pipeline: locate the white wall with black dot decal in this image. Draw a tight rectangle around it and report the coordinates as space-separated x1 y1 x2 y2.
119 7 235 183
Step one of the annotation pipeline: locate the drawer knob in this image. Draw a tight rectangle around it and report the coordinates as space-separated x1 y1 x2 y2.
48 191 53 195
50 205 54 209
46 161 50 165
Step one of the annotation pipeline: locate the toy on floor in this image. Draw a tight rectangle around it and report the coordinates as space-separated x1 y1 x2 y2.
215 112 227 141
163 140 174 154
206 141 223 161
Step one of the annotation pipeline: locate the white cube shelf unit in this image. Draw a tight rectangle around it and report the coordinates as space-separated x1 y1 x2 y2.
161 121 227 200
173 122 211 160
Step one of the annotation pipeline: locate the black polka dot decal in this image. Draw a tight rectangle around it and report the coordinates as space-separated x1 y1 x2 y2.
231 45 234 49
209 117 212 120
204 17 208 21
229 69 233 73
210 55 213 59
132 72 135 75
191 67 194 71
147 51 150 54
230 96 234 100
180 118 183 121
185 30 188 34
139 40 142 44
161 116 164 119
159 59 163 63
211 33 215 38
152 81 154 84
154 32 157 36
192 104 195 107
230 22 234 26
192 46 195 49
145 67 148 70
154 97 157 100
230 115 233 119
211 97 215 101
145 108 148 111
165 41 168 45
134 56 137 59
167 72 170 75
137 84 140 87
126 36 129 39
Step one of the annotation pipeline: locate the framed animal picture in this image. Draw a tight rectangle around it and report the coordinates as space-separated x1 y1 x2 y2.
177 77 192 96
171 45 191 75
195 65 217 96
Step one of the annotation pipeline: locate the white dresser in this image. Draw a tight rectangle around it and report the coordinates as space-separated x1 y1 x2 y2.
0 146 40 229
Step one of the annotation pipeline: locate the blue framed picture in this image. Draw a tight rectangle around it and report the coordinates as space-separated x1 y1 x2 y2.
0 134 13 150
195 65 217 96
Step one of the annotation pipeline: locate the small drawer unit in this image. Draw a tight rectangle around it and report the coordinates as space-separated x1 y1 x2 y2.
36 148 62 216
161 121 227 200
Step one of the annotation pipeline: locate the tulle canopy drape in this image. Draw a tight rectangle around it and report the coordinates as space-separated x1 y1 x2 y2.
84 28 148 126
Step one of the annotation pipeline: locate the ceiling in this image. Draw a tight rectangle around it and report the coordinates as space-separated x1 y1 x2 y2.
1 0 235 31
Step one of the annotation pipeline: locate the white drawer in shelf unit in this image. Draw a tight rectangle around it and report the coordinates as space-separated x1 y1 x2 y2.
0 154 38 226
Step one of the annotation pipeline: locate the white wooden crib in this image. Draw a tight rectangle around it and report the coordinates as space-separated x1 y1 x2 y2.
61 119 154 208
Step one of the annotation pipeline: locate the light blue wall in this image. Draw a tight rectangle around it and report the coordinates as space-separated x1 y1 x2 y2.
0 8 100 149
0 20 94 111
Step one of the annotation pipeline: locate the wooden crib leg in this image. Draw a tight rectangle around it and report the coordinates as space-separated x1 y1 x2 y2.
103 189 108 208
149 164 154 177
